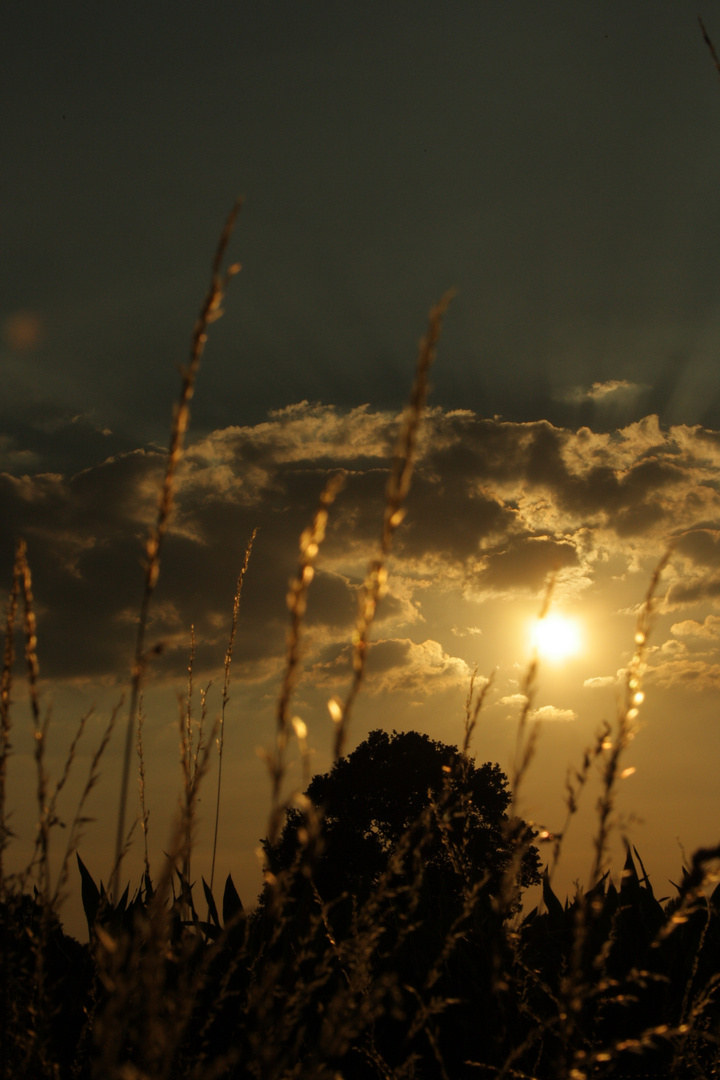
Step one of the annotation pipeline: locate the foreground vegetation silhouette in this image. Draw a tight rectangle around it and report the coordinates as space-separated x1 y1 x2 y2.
4 728 720 1079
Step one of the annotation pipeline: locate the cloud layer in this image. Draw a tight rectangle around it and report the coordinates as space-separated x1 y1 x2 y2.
2 404 720 703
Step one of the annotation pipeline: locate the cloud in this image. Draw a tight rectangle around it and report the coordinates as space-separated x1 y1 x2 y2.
649 657 720 692
672 530 720 569
0 435 41 473
416 411 701 546
4 402 720 696
560 379 647 405
670 615 720 640
469 535 579 598
307 637 471 696
583 675 617 689
530 705 577 722
666 576 720 609
496 696 576 722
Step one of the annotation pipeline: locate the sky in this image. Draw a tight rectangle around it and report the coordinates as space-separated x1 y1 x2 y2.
4 2 720 937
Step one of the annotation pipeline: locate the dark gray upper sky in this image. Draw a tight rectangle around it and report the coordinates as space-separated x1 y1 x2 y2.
4 2 720 473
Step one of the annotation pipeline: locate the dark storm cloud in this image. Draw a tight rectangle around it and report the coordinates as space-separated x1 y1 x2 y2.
0 403 132 476
666 577 720 608
467 414 716 534
301 570 356 630
483 418 683 532
673 529 720 567
0 407 398 681
472 536 579 596
3 403 720 691
664 530 720 610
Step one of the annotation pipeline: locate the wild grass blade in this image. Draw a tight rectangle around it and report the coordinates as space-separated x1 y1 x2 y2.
589 549 671 890
699 16 720 79
0 543 20 894
210 528 257 892
332 289 455 761
267 471 346 844
50 698 123 909
137 690 151 882
113 197 243 899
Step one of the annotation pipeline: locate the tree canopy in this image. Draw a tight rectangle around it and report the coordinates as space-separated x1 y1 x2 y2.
263 728 540 916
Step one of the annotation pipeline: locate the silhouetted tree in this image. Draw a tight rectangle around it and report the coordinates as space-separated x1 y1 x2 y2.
263 728 540 914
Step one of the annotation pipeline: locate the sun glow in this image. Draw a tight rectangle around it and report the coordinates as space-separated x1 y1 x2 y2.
531 613 583 663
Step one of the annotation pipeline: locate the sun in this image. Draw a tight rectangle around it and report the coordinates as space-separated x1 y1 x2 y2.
530 613 583 663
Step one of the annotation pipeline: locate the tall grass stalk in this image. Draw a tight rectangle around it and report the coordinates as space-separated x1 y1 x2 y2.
183 624 196 801
50 701 122 911
178 624 214 887
94 735 220 1079
544 552 672 1079
699 15 720 79
0 546 21 1080
11 541 124 1072
461 666 494 760
178 679 214 901
589 549 670 891
137 691 151 881
332 289 456 761
268 471 346 845
490 580 555 925
509 576 555 812
0 542 20 894
18 539 50 905
210 528 257 891
113 197 242 899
